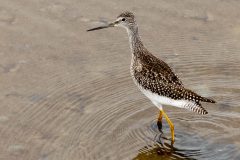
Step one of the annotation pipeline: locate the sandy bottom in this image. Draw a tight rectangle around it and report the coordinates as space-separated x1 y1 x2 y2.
0 0 240 159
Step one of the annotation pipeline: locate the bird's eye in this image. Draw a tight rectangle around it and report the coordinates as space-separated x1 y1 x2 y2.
122 18 125 21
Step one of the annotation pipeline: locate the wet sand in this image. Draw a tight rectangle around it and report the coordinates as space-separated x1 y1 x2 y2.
0 0 240 159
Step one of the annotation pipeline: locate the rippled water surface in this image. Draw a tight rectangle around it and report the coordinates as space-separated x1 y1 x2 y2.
0 0 240 160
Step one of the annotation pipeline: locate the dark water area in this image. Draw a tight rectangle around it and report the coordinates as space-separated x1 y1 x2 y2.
0 0 240 160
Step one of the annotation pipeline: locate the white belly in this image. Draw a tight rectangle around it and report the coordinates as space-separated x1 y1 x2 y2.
141 88 187 108
131 70 189 110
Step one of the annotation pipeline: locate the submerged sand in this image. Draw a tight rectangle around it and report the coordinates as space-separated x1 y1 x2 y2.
0 0 240 159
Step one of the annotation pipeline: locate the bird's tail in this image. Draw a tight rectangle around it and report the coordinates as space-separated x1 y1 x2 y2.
200 97 216 103
183 101 208 115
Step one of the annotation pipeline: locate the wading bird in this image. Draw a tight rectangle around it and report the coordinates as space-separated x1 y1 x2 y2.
87 11 215 142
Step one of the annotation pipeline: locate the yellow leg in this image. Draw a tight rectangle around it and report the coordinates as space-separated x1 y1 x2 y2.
157 110 163 130
161 110 175 142
158 110 163 122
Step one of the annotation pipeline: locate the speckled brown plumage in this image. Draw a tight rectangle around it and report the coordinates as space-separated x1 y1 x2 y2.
132 51 214 101
130 46 215 114
117 11 134 19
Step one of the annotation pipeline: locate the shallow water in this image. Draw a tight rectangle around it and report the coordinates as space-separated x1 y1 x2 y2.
0 0 240 160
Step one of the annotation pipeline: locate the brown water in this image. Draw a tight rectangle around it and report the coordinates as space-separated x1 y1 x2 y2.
0 0 240 160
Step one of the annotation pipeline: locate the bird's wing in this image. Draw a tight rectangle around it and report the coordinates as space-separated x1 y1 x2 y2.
133 54 216 103
139 53 183 86
132 53 215 114
133 66 215 114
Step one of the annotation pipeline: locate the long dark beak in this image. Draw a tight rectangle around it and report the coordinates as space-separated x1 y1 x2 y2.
87 21 117 32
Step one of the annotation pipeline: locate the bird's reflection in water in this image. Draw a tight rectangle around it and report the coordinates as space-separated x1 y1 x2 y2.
133 121 200 160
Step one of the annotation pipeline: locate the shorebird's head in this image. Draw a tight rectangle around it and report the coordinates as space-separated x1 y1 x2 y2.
87 11 136 32
114 11 136 29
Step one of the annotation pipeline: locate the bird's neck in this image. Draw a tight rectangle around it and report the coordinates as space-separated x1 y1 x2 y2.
127 26 144 56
